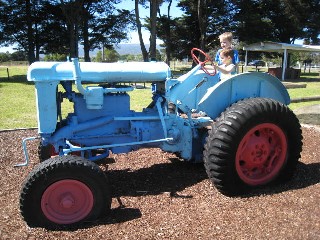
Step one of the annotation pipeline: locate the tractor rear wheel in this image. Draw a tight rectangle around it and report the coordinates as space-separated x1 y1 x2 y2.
203 98 302 196
20 155 111 229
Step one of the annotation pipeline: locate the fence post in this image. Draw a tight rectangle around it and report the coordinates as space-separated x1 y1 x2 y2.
7 67 9 80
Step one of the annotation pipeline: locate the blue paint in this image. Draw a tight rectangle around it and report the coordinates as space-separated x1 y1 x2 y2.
22 58 290 164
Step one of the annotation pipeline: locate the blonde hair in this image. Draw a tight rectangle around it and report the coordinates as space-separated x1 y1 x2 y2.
219 32 233 43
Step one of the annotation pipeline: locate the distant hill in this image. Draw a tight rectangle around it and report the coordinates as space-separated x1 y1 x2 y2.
114 43 163 55
86 43 163 57
114 43 146 55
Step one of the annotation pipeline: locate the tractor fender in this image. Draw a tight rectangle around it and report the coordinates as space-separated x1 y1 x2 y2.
198 72 290 120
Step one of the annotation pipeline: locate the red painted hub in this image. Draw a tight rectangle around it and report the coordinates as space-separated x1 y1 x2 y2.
49 145 58 156
49 144 81 157
236 123 287 185
41 179 94 224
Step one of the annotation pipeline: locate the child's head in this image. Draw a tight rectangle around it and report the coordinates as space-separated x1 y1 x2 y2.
219 48 234 64
219 32 233 49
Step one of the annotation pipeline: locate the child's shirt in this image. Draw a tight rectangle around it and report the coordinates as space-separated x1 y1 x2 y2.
219 63 236 81
215 49 240 65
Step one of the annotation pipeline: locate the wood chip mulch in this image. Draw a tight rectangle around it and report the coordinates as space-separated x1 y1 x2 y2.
0 126 319 239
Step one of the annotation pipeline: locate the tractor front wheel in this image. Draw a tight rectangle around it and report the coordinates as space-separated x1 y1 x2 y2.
38 142 57 161
203 98 302 196
20 155 111 229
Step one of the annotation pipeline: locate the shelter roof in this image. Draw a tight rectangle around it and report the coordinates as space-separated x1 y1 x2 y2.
243 41 320 53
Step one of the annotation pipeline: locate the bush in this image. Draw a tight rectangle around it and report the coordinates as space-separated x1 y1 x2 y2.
44 53 68 61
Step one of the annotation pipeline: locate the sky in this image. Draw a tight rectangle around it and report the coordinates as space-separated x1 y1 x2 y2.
0 46 13 53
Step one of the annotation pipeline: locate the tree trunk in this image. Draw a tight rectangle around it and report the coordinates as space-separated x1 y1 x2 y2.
149 0 158 61
66 22 77 58
60 0 83 59
197 0 206 52
74 21 79 58
82 13 90 61
135 0 148 61
165 0 172 66
34 22 40 61
82 5 91 62
26 0 35 64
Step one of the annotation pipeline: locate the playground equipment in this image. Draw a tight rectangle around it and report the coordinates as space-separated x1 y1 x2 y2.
19 48 302 228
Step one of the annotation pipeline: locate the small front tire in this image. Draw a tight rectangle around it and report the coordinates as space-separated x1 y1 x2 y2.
38 142 57 162
20 155 111 229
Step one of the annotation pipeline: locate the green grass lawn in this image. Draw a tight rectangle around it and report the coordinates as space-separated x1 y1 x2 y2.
0 65 319 129
0 66 37 129
288 80 320 110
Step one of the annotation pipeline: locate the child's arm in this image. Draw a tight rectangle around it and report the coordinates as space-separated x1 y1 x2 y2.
202 64 216 75
216 64 236 74
204 65 215 70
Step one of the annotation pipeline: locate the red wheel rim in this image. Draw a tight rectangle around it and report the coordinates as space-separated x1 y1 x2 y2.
49 145 58 156
235 123 288 185
49 144 81 157
41 179 94 224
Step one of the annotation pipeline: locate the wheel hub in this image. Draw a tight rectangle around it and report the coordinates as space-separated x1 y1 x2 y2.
41 179 94 224
60 194 75 209
236 123 287 185
244 135 270 164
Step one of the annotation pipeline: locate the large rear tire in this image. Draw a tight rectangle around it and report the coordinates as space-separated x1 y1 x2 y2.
20 155 111 229
203 98 303 196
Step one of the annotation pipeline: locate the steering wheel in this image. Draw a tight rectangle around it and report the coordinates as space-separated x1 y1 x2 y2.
191 48 216 76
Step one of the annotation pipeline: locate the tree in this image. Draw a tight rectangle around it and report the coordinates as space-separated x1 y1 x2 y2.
89 8 134 62
302 0 320 44
149 0 159 60
0 52 11 62
1 0 319 64
39 2 70 56
156 0 173 65
232 0 273 44
0 0 68 63
59 0 84 58
134 0 166 61
162 0 233 60
197 0 206 50
232 0 320 44
135 0 149 61
261 0 306 43
0 0 40 63
0 0 134 62
43 53 68 61
26 0 35 63
80 0 134 62
11 51 27 61
95 48 120 62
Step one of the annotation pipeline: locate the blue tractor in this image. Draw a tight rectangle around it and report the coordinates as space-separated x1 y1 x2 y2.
19 49 302 228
